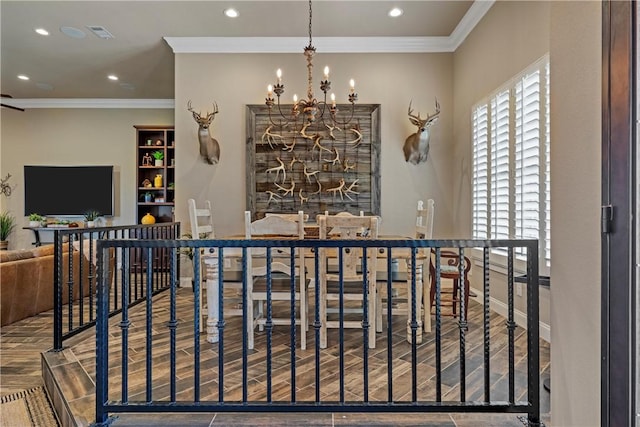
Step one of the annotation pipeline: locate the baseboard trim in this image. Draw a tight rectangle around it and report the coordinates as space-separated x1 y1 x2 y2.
469 287 551 344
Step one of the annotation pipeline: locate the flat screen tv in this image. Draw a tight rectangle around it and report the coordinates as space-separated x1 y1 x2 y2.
24 165 114 216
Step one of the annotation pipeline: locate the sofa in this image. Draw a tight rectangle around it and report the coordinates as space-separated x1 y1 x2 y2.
0 244 92 326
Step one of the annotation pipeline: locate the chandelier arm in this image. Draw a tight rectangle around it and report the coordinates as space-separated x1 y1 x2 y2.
329 103 357 128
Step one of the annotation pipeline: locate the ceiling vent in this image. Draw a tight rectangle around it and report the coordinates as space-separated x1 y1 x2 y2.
87 26 114 39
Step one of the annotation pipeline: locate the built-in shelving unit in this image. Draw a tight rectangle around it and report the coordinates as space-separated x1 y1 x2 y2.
135 125 175 223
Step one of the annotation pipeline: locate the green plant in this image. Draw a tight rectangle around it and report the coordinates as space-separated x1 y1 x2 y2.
152 150 164 161
28 213 45 222
83 210 101 221
0 211 17 241
181 233 195 260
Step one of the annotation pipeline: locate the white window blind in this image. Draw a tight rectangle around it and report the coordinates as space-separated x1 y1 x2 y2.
491 90 510 243
514 70 541 257
472 105 489 239
471 56 550 272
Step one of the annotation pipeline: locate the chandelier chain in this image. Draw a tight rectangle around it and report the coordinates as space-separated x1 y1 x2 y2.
308 0 313 47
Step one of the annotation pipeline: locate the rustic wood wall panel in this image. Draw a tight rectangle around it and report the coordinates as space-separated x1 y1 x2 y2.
246 104 381 220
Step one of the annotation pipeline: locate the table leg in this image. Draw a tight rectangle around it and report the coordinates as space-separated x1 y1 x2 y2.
203 255 219 343
406 259 423 344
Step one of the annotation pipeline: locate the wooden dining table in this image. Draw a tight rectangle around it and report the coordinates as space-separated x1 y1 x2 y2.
200 231 430 345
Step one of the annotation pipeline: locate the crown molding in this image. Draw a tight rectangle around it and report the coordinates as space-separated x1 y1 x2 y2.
449 0 495 50
6 99 174 109
165 36 455 53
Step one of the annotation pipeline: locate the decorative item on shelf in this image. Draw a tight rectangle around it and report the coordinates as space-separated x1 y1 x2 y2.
142 152 152 166
0 211 17 250
155 139 164 146
170 158 175 167
143 192 153 203
83 210 101 228
141 212 156 225
170 140 175 147
152 150 164 166
154 174 163 188
145 139 153 146
403 99 441 165
187 101 221 165
167 182 175 190
28 213 45 227
263 0 359 132
142 178 152 188
154 197 165 203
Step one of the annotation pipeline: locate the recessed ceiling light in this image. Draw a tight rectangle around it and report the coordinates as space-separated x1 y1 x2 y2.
35 28 49 36
388 7 403 18
224 8 239 18
108 75 119 81
17 75 29 81
60 26 86 39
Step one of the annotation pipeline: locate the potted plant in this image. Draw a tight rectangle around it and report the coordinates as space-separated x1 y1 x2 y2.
28 213 45 227
142 192 153 203
152 150 164 166
84 210 101 228
0 211 16 250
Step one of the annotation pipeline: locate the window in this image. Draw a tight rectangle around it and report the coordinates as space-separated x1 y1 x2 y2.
472 56 550 272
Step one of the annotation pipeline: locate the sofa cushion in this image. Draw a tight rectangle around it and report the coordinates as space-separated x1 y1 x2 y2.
0 250 35 263
31 244 56 257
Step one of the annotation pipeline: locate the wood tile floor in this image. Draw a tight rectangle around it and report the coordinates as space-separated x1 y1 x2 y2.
2 286 550 426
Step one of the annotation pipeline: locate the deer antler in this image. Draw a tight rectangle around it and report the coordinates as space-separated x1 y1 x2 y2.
327 178 346 200
298 188 308 204
275 178 295 197
266 190 281 204
303 164 320 183
344 179 359 201
262 125 284 149
266 157 286 183
323 147 340 166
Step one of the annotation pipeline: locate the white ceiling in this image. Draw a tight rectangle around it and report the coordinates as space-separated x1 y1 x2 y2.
1 1 490 103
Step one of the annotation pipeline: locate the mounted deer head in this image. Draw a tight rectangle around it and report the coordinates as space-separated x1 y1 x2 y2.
187 100 221 165
403 99 440 165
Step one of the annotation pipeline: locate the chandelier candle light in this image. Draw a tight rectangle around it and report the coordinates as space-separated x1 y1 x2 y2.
265 0 358 127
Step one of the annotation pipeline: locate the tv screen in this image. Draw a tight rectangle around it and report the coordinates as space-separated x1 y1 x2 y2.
24 166 114 216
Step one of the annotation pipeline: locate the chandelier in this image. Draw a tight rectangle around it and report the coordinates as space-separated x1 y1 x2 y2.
265 0 358 127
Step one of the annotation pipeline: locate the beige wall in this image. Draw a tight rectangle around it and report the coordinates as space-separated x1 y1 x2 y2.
0 108 173 249
454 2 602 425
550 2 601 425
174 53 455 238
0 3 604 425
453 2 551 331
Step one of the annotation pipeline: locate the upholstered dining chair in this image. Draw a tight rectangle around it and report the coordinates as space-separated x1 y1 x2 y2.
244 210 308 350
317 213 380 349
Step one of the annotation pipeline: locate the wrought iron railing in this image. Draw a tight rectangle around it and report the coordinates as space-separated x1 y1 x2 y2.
93 238 541 426
52 223 180 350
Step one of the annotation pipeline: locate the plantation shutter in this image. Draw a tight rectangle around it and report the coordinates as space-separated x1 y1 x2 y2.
490 90 510 242
544 62 551 266
472 104 489 239
514 70 541 257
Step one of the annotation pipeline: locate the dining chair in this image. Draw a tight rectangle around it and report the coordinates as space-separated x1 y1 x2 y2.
187 198 242 339
425 198 471 319
317 213 380 349
244 210 308 350
379 199 434 340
